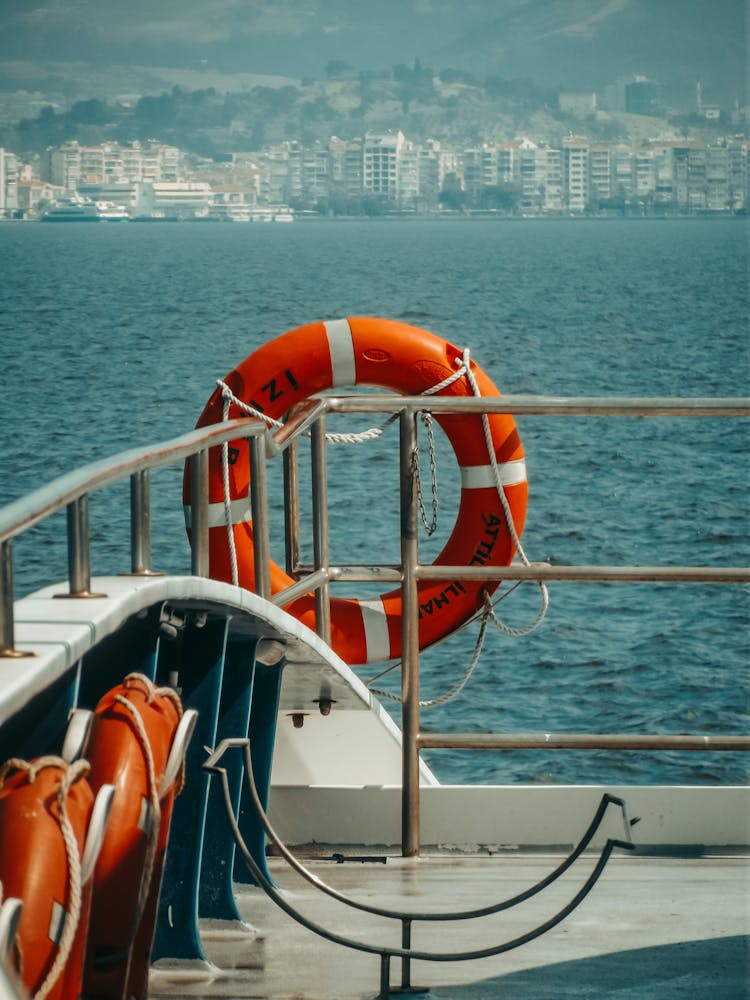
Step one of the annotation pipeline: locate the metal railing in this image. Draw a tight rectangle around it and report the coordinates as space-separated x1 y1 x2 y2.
0 418 267 654
275 394 750 856
1 395 749 857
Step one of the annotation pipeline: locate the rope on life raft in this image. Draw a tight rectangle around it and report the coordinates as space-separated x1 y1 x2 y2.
215 349 549 706
111 673 185 943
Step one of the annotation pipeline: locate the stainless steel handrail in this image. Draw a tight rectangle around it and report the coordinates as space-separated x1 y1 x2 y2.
0 418 265 654
0 418 261 545
326 394 750 417
417 733 750 751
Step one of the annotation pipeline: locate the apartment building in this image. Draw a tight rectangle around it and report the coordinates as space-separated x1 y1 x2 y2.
419 139 456 204
563 136 589 213
42 141 183 190
362 131 405 199
589 145 613 202
461 144 502 198
0 149 20 216
329 137 364 201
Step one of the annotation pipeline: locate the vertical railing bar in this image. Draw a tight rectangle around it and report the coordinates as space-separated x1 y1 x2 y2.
379 953 391 1000
130 469 153 574
190 450 210 578
0 541 23 657
284 439 302 577
67 496 91 595
399 409 421 858
250 433 272 599
310 416 331 645
400 918 412 989
0 541 13 653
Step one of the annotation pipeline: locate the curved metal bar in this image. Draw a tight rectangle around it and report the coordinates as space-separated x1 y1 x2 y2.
216 737 631 922
204 740 634 967
324 393 750 418
0 418 264 545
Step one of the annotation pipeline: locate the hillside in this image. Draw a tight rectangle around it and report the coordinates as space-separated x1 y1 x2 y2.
0 62 728 161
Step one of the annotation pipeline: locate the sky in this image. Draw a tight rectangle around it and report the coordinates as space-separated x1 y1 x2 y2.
0 0 746 105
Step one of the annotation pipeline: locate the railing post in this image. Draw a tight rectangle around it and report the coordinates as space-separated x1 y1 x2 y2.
250 433 272 599
283 439 301 576
130 469 154 574
399 409 420 858
61 495 105 598
0 540 32 658
190 449 210 578
310 416 331 645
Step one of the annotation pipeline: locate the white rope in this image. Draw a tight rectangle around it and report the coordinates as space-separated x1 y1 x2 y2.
216 380 285 431
37 758 88 1000
456 348 549 638
221 392 240 586
112 682 162 943
218 378 393 445
324 424 389 444
368 610 490 707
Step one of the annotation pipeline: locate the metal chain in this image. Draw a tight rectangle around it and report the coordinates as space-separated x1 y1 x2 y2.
413 413 439 536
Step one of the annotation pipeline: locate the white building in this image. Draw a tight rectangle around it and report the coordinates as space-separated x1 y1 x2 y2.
44 141 183 191
0 149 20 216
363 131 405 200
563 136 589 212
133 181 212 218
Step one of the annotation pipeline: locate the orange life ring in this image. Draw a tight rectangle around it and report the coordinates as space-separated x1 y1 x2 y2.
0 756 94 1000
83 674 183 1000
184 317 527 665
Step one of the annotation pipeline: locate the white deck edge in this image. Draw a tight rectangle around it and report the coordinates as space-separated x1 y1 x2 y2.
269 784 750 849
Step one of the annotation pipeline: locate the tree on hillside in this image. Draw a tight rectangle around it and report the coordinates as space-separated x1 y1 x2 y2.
69 99 111 125
15 106 74 154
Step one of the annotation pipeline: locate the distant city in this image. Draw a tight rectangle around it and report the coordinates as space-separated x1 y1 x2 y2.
2 130 747 222
1 72 747 221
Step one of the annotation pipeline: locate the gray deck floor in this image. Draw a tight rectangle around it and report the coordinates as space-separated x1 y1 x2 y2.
150 850 749 1000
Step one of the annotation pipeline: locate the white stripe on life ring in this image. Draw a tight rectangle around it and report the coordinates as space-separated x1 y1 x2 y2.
183 497 252 529
358 598 391 662
460 459 527 490
325 318 357 387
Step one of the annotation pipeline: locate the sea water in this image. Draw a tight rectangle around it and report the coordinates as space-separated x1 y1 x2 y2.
1 217 748 786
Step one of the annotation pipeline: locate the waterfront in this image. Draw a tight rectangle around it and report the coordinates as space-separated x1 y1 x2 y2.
1 217 747 787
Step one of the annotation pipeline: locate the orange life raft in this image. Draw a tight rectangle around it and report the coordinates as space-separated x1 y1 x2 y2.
83 674 184 1000
184 317 527 665
0 756 95 1000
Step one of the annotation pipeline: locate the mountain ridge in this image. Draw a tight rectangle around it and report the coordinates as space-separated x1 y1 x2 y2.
0 0 745 110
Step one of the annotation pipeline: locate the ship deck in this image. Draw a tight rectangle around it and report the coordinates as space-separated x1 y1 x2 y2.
149 848 749 1000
